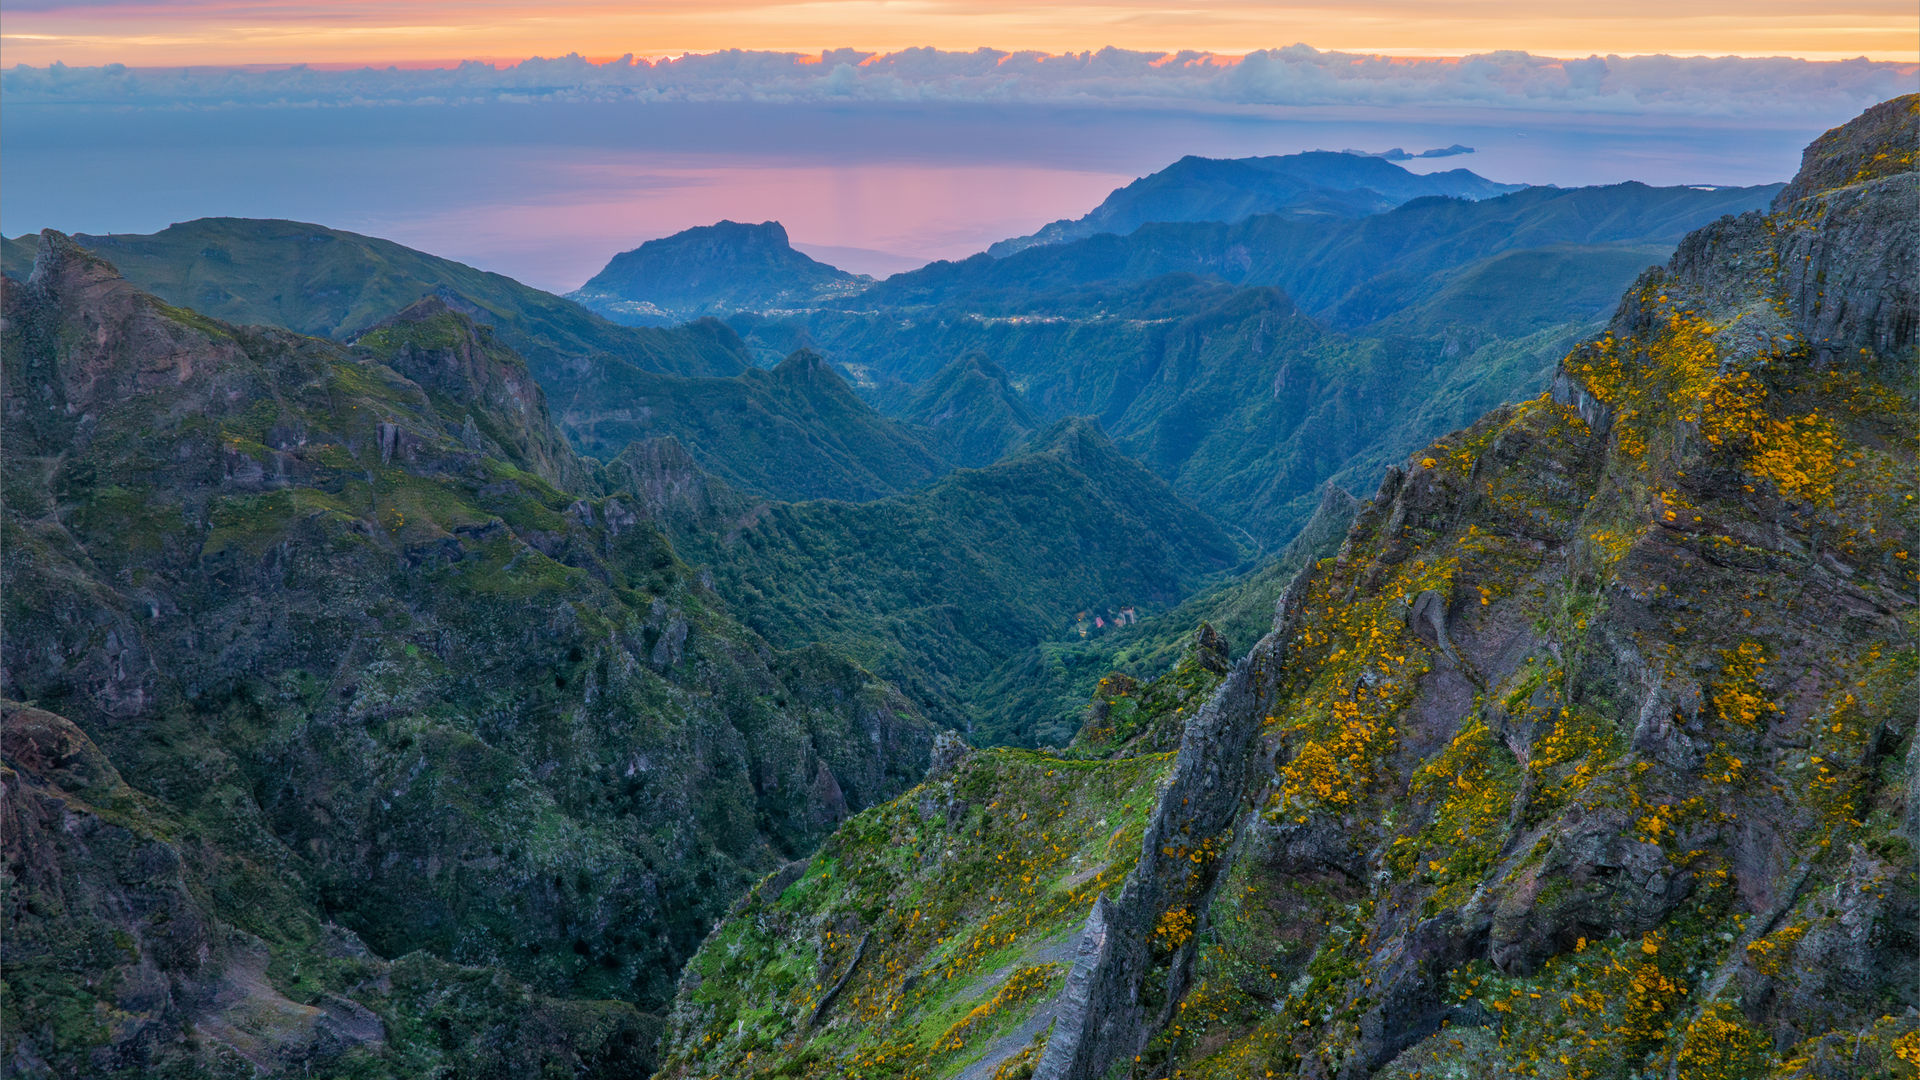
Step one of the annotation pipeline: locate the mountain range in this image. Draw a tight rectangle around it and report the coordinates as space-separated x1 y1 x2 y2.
6 94 1914 1080
987 149 1526 256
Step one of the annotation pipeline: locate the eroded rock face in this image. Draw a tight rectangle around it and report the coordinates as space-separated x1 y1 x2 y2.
1139 91 1916 1080
1035 636 1276 1080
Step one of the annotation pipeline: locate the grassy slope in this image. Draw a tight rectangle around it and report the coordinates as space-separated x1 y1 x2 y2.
656 650 1226 1080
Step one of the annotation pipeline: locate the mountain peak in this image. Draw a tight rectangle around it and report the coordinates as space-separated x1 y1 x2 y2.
376 293 462 326
1024 415 1118 463
771 346 833 377
900 351 1039 467
764 347 865 403
572 221 871 325
7 228 261 421
354 293 586 488
26 228 126 296
708 219 791 243
1773 92 1918 209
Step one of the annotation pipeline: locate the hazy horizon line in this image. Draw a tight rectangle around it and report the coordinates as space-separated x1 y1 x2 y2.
5 46 1911 119
7 44 1915 70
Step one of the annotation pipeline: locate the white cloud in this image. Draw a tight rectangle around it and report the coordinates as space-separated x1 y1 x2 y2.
2 46 1909 118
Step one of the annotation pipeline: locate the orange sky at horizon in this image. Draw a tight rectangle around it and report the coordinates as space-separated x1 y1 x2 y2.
3 0 1916 68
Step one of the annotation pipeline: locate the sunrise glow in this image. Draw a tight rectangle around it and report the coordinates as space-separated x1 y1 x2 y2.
2 0 1915 68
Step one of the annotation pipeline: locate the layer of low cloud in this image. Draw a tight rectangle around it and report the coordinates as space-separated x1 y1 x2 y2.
3 46 1910 118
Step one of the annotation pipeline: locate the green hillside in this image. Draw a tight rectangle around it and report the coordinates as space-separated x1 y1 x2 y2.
560 348 951 501
0 217 748 378
747 276 1565 543
0 233 937 1076
671 417 1245 739
899 352 1041 467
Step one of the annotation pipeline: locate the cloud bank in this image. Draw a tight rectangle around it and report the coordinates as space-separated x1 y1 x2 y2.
3 46 1910 119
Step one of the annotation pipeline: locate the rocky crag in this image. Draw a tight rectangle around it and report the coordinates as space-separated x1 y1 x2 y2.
656 95 1918 1080
1 237 936 1077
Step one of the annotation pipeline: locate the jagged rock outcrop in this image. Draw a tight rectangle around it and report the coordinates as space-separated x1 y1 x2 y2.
354 296 590 491
1036 634 1277 1079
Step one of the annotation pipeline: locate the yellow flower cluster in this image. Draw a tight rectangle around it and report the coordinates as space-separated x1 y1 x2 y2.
1153 907 1197 950
1742 923 1807 978
1396 720 1517 906
1711 641 1781 730
1671 1002 1769 1080
1274 559 1453 818
935 963 1062 1053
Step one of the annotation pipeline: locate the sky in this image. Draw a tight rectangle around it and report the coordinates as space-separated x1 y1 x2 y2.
3 0 1917 66
2 5 1915 290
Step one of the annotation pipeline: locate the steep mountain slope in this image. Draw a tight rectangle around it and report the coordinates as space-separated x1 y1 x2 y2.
668 417 1245 740
0 217 748 378
556 347 951 501
657 95 1918 1080
989 151 1523 257
899 352 1042 468
0 234 937 1076
571 220 871 326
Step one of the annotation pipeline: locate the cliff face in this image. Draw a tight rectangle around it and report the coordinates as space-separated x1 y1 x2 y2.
657 95 1919 1080
0 234 935 1077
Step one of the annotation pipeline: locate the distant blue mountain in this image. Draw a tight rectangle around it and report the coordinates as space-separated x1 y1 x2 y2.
571 220 871 325
987 150 1525 256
